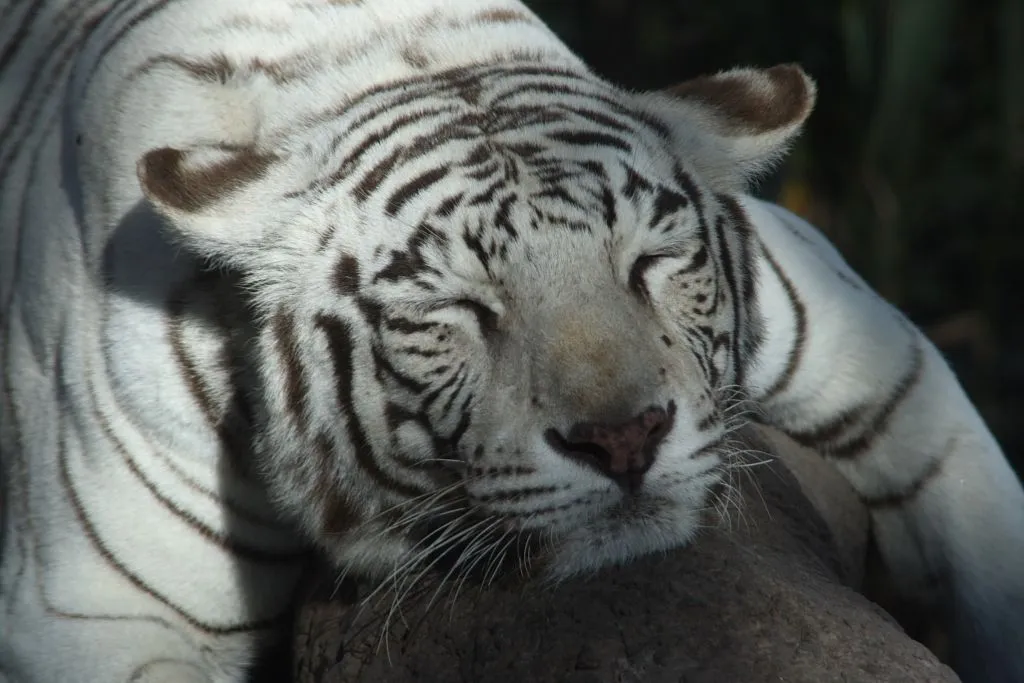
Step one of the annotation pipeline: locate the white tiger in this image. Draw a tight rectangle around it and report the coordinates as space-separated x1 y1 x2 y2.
1 0 1022 681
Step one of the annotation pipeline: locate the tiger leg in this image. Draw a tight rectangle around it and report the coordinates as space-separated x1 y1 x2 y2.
0 480 256 683
0 374 292 683
744 197 1024 682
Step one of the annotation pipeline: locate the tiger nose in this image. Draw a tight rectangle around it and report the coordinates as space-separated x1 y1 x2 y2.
545 403 675 492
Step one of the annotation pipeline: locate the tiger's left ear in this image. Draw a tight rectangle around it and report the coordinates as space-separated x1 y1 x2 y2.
647 64 816 189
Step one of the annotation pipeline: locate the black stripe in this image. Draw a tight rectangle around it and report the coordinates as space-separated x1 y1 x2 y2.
599 182 617 229
489 79 671 140
422 360 467 409
315 313 426 497
385 166 449 216
384 315 439 335
166 282 221 428
333 253 361 295
562 105 635 134
534 185 579 206
0 9 82 186
323 105 460 189
467 179 505 206
827 341 924 458
370 344 431 394
447 393 474 447
717 194 763 376
622 164 653 200
97 311 290 532
493 193 519 237
353 147 403 201
757 243 807 401
547 129 631 153
435 192 465 217
713 213 744 385
784 404 870 449
272 310 310 433
78 0 174 96
0 0 46 76
650 187 689 229
675 244 709 277
439 367 471 416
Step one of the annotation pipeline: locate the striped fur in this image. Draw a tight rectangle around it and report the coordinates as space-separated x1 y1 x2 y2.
1 1 1022 682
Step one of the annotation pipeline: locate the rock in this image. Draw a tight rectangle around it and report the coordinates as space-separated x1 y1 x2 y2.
291 427 959 683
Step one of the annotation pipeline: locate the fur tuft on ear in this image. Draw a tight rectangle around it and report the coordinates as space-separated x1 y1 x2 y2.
137 144 279 258
645 64 817 190
666 64 816 137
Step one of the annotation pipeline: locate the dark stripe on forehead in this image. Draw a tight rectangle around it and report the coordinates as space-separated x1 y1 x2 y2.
563 106 637 134
353 148 403 201
385 165 450 216
333 254 361 295
325 105 460 185
488 80 671 140
298 64 669 199
435 192 465 217
348 118 482 201
316 62 589 142
547 129 632 153
622 164 654 200
463 232 493 273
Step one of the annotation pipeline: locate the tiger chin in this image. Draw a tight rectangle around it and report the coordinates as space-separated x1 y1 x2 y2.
3 1 1024 683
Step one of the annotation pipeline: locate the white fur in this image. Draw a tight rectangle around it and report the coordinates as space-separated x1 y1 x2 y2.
2 1 1022 682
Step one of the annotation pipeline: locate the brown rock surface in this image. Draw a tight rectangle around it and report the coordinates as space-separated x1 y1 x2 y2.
291 427 958 683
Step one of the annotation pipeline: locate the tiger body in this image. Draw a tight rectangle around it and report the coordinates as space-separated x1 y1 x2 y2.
1 1 1022 682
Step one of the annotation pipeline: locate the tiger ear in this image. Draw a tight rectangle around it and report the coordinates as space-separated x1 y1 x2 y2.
137 144 279 258
653 64 816 189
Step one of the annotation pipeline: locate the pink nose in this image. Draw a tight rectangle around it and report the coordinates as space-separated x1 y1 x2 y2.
545 403 675 492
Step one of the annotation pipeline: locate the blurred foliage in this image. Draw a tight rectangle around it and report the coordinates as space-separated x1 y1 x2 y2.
526 0 1024 472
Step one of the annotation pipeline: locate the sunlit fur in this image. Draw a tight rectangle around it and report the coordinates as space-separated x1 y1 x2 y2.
2 1 1023 682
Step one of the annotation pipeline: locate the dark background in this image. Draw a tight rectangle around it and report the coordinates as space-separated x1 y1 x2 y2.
526 0 1024 475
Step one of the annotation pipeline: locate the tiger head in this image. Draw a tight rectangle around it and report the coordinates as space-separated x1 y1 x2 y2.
139 62 815 580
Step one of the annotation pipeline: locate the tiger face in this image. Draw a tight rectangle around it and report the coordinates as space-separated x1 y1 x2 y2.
139 62 814 580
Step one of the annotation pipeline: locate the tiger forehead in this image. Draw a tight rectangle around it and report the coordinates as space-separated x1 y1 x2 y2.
292 64 675 202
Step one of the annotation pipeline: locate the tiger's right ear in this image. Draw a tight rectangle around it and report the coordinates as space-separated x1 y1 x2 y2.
137 144 279 258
